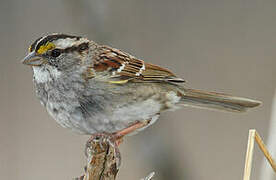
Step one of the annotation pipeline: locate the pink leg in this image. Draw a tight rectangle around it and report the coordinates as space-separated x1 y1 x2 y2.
87 120 151 167
113 120 151 138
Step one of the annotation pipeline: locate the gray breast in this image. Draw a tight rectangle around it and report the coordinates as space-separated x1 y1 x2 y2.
32 67 178 134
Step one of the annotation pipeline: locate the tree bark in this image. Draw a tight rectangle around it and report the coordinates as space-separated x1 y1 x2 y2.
76 136 155 180
77 136 119 180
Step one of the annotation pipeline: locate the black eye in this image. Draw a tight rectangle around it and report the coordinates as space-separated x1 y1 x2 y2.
78 43 89 52
51 49 61 57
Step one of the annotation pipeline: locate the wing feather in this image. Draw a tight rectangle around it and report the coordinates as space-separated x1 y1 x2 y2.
88 45 185 84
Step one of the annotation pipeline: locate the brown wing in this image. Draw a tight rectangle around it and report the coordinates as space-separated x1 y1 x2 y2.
90 45 185 84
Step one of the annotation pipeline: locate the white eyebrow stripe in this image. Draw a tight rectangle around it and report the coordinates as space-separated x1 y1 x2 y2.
55 38 89 49
34 33 89 51
55 38 78 49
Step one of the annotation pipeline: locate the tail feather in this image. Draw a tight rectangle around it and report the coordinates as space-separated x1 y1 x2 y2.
181 88 261 112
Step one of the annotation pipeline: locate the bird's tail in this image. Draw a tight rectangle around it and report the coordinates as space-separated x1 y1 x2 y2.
181 88 261 112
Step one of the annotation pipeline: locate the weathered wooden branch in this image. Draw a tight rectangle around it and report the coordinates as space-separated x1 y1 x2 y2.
76 136 119 180
74 120 156 180
76 136 154 180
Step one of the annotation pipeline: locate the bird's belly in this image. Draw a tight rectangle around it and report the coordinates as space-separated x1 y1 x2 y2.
104 98 162 133
46 98 163 135
45 101 87 134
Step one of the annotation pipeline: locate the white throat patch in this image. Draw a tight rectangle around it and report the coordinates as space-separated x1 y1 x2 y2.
32 66 61 83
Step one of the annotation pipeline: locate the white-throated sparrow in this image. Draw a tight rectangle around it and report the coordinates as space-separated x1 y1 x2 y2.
22 33 261 136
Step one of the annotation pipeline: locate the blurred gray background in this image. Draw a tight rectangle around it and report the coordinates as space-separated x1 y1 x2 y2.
0 0 275 179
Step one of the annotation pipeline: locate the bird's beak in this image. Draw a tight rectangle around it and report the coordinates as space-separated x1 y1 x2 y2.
21 51 45 66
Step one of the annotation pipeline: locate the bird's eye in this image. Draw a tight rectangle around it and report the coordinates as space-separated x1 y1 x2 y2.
79 43 89 51
51 49 61 57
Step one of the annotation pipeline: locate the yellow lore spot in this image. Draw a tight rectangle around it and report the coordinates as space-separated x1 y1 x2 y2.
37 42 55 54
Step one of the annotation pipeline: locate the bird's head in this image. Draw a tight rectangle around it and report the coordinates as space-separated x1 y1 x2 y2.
22 33 93 69
22 33 94 82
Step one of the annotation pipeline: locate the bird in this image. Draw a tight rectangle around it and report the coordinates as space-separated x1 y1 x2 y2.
22 33 261 143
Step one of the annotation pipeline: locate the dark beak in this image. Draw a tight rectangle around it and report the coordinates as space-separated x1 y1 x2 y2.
21 51 45 66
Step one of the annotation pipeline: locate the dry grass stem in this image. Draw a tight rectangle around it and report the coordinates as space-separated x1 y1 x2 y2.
243 129 276 180
255 131 276 172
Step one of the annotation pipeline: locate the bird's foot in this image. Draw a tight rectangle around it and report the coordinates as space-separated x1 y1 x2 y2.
86 120 151 168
